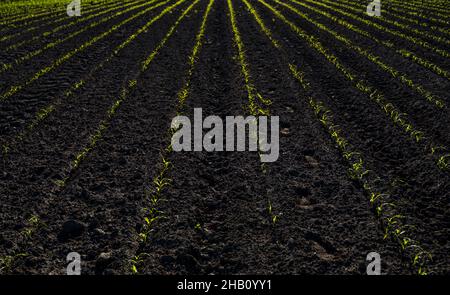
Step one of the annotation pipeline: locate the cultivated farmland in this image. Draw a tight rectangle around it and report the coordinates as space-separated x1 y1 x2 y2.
0 0 449 275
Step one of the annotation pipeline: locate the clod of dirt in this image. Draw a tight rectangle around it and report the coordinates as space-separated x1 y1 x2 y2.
280 128 290 136
95 252 114 272
58 220 86 240
305 231 337 255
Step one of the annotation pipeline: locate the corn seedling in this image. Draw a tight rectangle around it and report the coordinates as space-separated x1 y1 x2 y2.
259 0 449 172
267 199 279 225
0 0 170 102
20 215 45 238
130 253 151 274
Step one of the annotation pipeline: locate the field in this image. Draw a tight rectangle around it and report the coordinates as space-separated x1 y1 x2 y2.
0 0 449 275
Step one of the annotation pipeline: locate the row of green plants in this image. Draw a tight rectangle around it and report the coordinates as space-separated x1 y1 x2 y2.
365 0 449 26
278 0 446 109
0 7 60 28
307 90 432 275
337 0 450 40
244 0 433 274
228 0 278 226
0 0 170 102
364 1 449 36
1 0 180 158
257 0 449 172
0 0 111 42
288 0 449 81
0 0 106 20
385 0 450 20
0 0 140 45
393 0 449 11
0 215 45 274
321 0 450 59
228 0 272 117
0 0 107 30
0 8 50 25
131 0 213 273
2 0 194 275
0 0 162 74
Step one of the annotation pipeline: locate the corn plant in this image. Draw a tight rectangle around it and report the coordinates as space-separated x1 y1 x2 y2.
228 0 271 117
259 0 449 172
0 253 28 273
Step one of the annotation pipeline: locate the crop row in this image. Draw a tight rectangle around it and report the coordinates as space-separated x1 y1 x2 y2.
395 0 449 11
278 0 446 109
0 1 123 33
320 0 450 59
339 0 450 32
287 0 450 83
131 0 214 273
0 0 162 75
0 0 138 45
1 0 196 156
373 0 449 26
0 6 61 28
132 0 278 272
365 2 450 36
0 0 108 19
257 0 449 172
0 0 91 31
0 8 51 24
299 0 449 81
243 0 433 274
384 0 450 20
52 0 189 186
2 0 134 52
228 0 277 224
0 0 194 274
228 0 272 118
366 1 450 46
